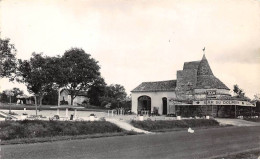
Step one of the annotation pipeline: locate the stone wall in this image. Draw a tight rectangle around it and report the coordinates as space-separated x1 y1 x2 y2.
176 69 197 91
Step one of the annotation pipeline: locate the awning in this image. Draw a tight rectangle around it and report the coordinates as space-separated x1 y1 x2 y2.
169 101 192 106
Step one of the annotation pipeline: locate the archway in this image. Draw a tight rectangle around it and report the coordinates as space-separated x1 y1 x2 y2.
162 97 167 115
138 96 151 112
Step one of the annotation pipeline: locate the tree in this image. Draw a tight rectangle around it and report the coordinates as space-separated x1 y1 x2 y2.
0 37 17 79
233 84 251 102
253 94 260 102
233 84 245 98
0 88 23 103
0 91 8 103
58 48 101 105
253 94 260 115
10 87 24 103
87 77 106 106
17 53 58 111
42 88 58 105
100 84 127 109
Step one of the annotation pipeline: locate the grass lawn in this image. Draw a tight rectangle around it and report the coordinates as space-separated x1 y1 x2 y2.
130 119 220 132
0 103 107 112
0 120 136 145
216 149 260 159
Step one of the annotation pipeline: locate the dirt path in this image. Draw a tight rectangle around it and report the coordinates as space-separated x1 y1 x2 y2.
106 118 152 134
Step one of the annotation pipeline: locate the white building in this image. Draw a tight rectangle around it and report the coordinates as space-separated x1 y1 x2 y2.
60 89 88 106
131 55 254 117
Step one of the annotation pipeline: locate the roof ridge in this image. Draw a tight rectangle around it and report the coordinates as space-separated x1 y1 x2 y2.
132 80 177 92
184 60 200 63
142 80 176 83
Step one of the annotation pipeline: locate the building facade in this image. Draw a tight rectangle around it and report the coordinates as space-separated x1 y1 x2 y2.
60 89 88 106
131 55 254 117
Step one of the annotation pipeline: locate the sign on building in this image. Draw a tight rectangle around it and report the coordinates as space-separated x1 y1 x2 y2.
206 90 216 98
193 100 255 107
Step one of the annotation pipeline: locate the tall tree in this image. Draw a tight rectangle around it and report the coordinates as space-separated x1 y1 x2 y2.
17 53 58 110
87 77 106 106
42 88 58 105
11 87 24 103
233 84 245 98
105 84 127 101
233 84 251 102
253 94 260 101
0 88 24 103
100 84 127 108
0 37 17 79
58 48 101 105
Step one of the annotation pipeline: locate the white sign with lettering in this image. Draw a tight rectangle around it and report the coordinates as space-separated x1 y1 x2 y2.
206 90 216 98
193 100 255 107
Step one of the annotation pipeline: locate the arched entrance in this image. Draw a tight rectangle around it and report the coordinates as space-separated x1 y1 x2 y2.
162 97 167 115
138 96 151 112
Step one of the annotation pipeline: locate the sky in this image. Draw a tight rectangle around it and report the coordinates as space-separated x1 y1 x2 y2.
0 0 259 98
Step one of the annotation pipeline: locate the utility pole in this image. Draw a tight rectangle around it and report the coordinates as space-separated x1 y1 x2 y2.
58 88 62 107
6 90 14 114
35 95 38 116
205 92 208 117
235 105 237 118
212 104 213 117
9 95 11 114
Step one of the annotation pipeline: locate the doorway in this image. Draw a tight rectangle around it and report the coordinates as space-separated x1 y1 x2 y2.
162 97 167 115
138 96 151 111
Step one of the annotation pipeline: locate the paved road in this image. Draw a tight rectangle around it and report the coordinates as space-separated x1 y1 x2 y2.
215 118 260 127
1 126 260 159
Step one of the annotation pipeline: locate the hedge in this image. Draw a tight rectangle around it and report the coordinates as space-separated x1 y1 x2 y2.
130 119 219 131
0 120 123 140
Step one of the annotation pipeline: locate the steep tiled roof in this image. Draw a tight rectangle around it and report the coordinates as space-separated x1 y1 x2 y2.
132 54 230 93
195 55 229 90
197 54 213 75
131 80 177 92
196 73 230 90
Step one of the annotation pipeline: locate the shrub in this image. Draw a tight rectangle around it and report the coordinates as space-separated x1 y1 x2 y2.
101 101 109 107
0 120 123 140
243 118 260 122
130 119 219 131
60 100 68 105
